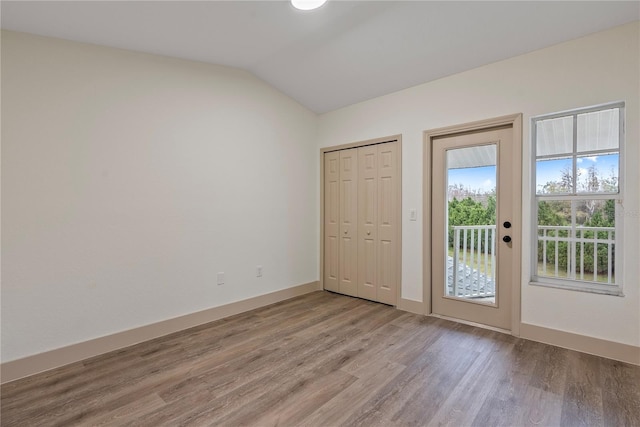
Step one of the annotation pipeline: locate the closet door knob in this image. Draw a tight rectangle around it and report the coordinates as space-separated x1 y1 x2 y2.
367 231 371 235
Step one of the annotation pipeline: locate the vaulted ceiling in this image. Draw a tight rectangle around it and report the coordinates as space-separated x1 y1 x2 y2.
2 1 638 113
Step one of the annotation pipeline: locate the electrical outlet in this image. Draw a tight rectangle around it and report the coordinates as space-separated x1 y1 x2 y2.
409 209 417 221
217 272 225 285
256 265 263 277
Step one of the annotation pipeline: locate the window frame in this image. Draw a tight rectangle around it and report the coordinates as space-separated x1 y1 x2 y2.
530 101 625 296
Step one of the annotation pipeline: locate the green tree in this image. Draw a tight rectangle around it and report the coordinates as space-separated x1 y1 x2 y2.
448 196 496 252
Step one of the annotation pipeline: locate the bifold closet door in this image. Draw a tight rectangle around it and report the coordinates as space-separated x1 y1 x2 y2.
357 141 399 305
357 145 378 301
324 141 399 305
376 142 399 305
338 149 358 297
323 151 339 292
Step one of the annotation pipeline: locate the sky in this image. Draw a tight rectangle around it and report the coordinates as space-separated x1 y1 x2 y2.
448 165 496 193
536 153 618 193
447 153 619 194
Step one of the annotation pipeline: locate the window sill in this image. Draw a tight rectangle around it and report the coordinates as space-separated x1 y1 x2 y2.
529 280 624 297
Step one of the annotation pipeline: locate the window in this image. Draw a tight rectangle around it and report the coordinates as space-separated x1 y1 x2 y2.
532 102 624 295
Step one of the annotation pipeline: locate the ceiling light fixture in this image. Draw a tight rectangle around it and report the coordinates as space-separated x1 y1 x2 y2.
291 0 328 11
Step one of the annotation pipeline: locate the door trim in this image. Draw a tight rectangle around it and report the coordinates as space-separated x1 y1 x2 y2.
320 134 402 306
423 115 522 335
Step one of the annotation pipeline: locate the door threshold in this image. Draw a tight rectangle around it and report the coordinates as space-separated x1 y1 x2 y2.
428 313 512 335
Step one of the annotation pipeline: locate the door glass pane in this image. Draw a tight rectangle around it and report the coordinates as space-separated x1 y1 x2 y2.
445 144 497 305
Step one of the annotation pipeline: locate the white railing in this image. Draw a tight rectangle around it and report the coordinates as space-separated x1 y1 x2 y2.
449 224 616 295
537 225 615 284
449 225 496 298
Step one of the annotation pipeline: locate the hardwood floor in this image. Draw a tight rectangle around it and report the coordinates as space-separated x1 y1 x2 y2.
2 291 639 426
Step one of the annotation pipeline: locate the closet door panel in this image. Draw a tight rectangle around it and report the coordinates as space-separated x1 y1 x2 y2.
377 142 399 305
339 149 358 296
323 151 340 292
358 145 377 301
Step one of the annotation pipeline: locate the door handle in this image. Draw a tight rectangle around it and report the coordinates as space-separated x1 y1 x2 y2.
503 221 512 228
502 235 512 243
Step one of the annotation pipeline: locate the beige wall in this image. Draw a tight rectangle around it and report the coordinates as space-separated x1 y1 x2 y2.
1 31 318 362
2 22 639 365
318 22 640 347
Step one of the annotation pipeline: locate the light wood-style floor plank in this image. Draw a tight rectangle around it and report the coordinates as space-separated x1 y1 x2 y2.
2 291 639 426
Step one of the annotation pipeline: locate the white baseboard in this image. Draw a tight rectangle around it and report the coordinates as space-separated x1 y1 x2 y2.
1 281 321 384
520 322 640 366
429 313 512 335
5 287 635 385
397 298 423 315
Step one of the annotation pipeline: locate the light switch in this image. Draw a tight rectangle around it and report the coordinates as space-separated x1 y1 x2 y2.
409 209 417 221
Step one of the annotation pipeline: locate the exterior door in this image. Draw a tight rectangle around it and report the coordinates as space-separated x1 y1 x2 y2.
431 128 515 330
